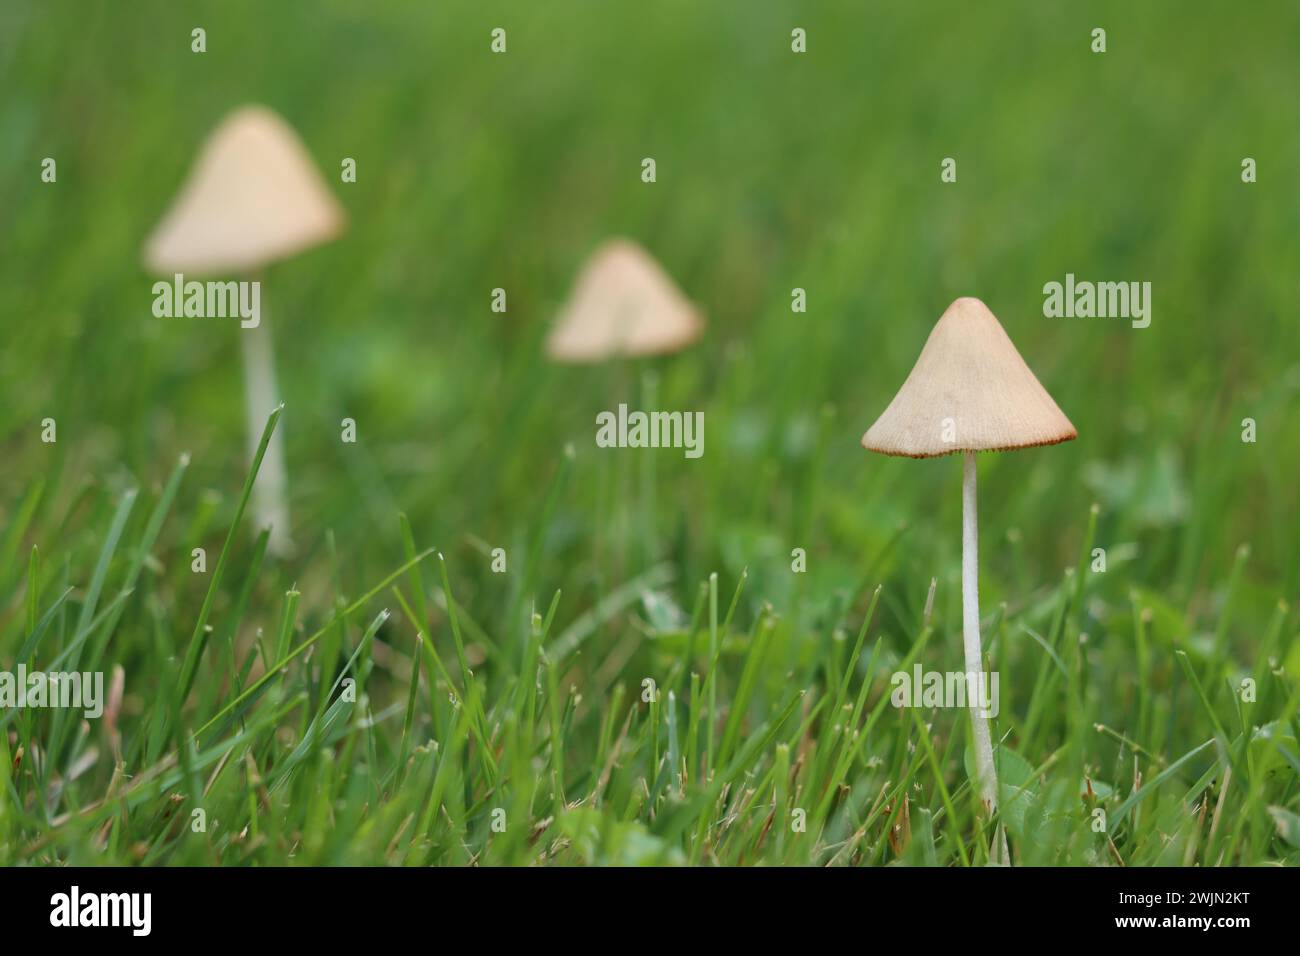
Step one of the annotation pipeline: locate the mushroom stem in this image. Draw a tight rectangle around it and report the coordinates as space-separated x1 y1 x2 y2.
240 305 292 556
961 451 1000 821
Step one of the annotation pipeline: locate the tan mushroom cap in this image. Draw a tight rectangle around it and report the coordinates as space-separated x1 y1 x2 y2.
546 239 703 362
144 105 344 276
862 297 1077 458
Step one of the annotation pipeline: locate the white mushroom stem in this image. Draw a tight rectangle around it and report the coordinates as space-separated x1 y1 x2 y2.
240 309 292 556
962 451 999 818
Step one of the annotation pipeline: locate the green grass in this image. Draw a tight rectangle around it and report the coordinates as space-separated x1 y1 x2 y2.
1 0 1298 865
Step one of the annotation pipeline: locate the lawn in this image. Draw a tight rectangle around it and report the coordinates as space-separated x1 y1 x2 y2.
1 0 1297 865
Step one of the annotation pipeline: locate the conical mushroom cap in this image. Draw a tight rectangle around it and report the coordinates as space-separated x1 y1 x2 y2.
143 106 344 276
862 297 1077 458
546 239 703 362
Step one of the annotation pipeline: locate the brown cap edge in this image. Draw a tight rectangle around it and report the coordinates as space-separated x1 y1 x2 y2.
860 428 1078 460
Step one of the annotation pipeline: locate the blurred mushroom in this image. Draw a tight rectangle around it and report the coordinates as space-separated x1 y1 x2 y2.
862 296 1076 858
144 105 345 555
546 239 702 362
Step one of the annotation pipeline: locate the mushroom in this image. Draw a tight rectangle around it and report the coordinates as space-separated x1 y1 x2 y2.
546 238 703 569
143 105 345 555
861 296 1076 857
546 238 703 362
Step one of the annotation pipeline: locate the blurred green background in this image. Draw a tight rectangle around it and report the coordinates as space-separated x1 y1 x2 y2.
2 0 1299 775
